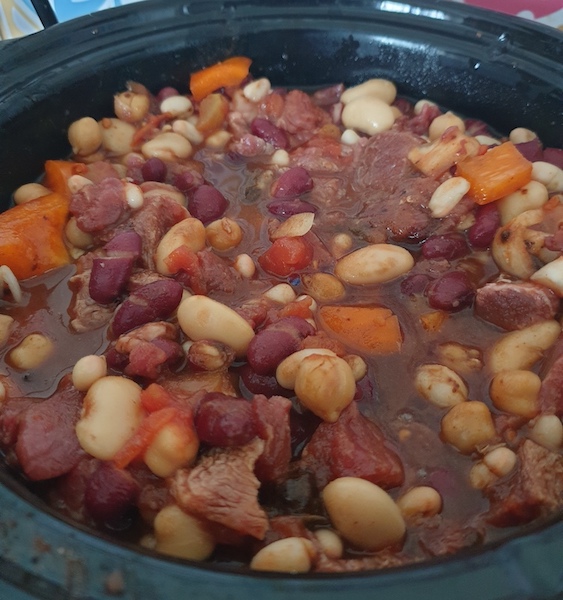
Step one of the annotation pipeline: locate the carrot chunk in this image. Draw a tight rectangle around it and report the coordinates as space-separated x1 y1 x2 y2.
0 192 70 280
44 160 87 197
456 141 533 205
318 305 402 354
190 56 252 102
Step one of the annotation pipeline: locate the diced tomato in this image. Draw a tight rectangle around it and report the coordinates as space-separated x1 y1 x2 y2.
140 383 175 413
258 237 313 277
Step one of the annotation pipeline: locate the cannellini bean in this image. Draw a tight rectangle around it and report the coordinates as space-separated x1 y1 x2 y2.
276 348 337 389
530 256 563 295
75 376 143 460
270 149 290 166
144 420 199 477
529 415 563 450
271 213 315 240
343 354 368 381
436 343 483 374
428 111 465 141
314 529 343 559
414 364 468 409
509 127 537 144
9 333 54 369
233 253 256 278
243 77 272 102
172 119 205 145
483 446 517 477
341 97 395 136
441 401 496 454
205 218 243 251
469 461 496 489
0 315 13 347
294 354 356 422
124 182 144 210
65 216 94 249
413 99 438 115
72 355 107 392
396 486 442 518
323 477 406 551
489 369 540 418
205 130 232 150
487 320 561 374
114 91 150 123
341 79 397 105
100 118 136 155
154 504 215 561
331 232 353 258
475 135 501 146
263 283 297 305
341 128 361 145
142 132 193 161
497 181 549 225
68 116 103 156
250 537 315 573
13 183 51 205
335 244 414 285
67 175 93 195
160 95 194 118
428 176 470 218
301 272 346 302
531 161 563 193
154 217 206 275
177 295 255 358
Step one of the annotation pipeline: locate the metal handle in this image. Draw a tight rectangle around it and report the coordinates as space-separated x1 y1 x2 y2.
29 0 59 28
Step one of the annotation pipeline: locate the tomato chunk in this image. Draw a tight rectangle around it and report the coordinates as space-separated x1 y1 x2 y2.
258 237 313 277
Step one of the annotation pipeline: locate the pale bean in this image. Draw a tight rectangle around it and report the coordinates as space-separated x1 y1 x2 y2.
489 369 540 418
114 91 150 123
142 184 186 207
205 218 243 251
75 376 143 460
296 294 317 312
509 127 537 144
0 381 6 404
67 175 93 195
530 256 563 296
331 232 354 258
436 342 483 374
475 135 501 146
335 244 414 285
144 420 199 477
142 132 193 161
154 217 206 275
65 216 94 249
396 486 442 519
276 348 337 389
124 182 144 210
243 78 272 102
205 130 232 150
263 283 297 305
497 180 549 224
271 212 315 240
483 446 517 477
160 95 194 118
13 183 51 205
68 116 103 156
9 333 53 369
99 118 136 155
301 272 346 302
487 320 561 374
314 529 343 559
414 364 468 409
172 119 204 145
270 149 290 167
529 415 563 450
428 176 470 218
428 111 465 141
177 295 255 358
341 128 361 145
413 99 438 115
250 537 315 573
441 401 496 454
531 161 563 193
341 97 395 136
154 504 215 561
323 477 406 551
469 461 496 489
233 253 256 278
72 355 107 392
0 315 13 346
343 354 367 381
0 266 22 304
341 79 397 105
294 354 356 422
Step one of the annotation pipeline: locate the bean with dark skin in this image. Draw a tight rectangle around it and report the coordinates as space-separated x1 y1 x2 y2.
238 364 290 398
468 203 500 248
141 157 167 182
104 230 142 260
422 233 469 261
271 166 313 198
247 329 301 375
267 198 318 217
188 184 228 224
250 118 289 149
401 273 433 296
427 270 474 312
515 139 543 163
543 147 563 169
89 256 134 305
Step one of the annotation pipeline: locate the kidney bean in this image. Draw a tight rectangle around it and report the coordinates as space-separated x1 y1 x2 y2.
427 270 474 312
267 198 318 217
156 86 180 103
104 230 142 260
269 316 316 339
112 279 183 337
188 184 228 224
194 393 256 447
468 203 501 248
247 329 301 375
271 167 313 199
400 273 433 296
515 139 543 163
543 147 563 169
89 256 134 305
238 364 289 398
421 233 469 260
141 157 167 182
250 118 289 149
84 462 139 526
172 170 196 192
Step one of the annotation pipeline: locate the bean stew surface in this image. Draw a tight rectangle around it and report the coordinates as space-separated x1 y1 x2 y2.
0 56 562 573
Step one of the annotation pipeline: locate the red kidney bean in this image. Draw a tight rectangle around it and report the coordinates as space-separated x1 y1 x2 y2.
468 203 501 248
400 273 433 296
267 198 318 217
312 84 344 107
89 256 134 305
543 147 563 169
156 86 180 103
141 157 167 182
271 167 313 199
269 316 316 339
172 170 196 193
111 279 183 337
105 347 130 372
238 364 289 398
427 270 474 312
250 118 289 149
104 231 142 260
515 139 543 163
188 184 228 224
421 233 469 260
84 462 139 526
195 393 256 447
247 329 301 375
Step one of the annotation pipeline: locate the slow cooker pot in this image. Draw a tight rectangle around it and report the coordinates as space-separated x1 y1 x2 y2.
0 1 562 598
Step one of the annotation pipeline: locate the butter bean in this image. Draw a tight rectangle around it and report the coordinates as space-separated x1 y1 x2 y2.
497 181 549 225
489 370 540 419
396 486 442 518
529 415 563 450
415 364 468 409
428 176 470 218
250 537 315 573
341 79 397 105
335 244 414 285
155 217 206 275
100 117 135 155
160 95 194 118
13 183 51 205
530 256 563 296
142 132 193 161
341 97 395 136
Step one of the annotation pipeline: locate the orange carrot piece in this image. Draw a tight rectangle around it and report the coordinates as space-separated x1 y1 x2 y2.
190 56 252 102
131 113 170 147
456 141 532 205
318 305 403 355
44 160 87 197
0 192 70 280
279 296 314 320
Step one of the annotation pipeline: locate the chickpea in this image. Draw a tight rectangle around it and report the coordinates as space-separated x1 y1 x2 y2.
314 529 343 559
441 401 496 454
9 333 53 369
276 348 337 389
114 91 150 123
489 370 540 419
205 218 243 251
68 116 103 156
144 420 199 477
13 183 51 205
72 354 107 392
397 486 442 519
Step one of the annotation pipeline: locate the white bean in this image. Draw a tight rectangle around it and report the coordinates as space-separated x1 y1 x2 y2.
331 233 353 258
483 446 517 477
489 369 540 418
243 78 272 102
177 295 255 358
154 218 206 275
341 97 395 136
428 176 470 218
68 116 103 156
335 244 414 285
262 283 297 305
341 79 397 105
9 333 53 369
99 118 136 155
65 216 94 249
124 182 144 210
142 132 193 161
436 342 483 374
341 129 361 145
531 161 563 193
413 99 438 115
414 364 468 409
13 183 51 205
250 537 315 573
497 180 549 225
530 256 563 296
144 420 199 477
205 130 232 150
172 119 205 145
323 477 406 551
428 111 465 141
75 376 143 460
469 461 496 489
441 401 496 454
529 415 563 450
72 355 107 392
160 95 194 118
509 127 537 144
271 213 315 240
270 149 290 166
276 348 337 389
67 175 93 195
314 529 343 559
396 486 442 518
233 253 256 278
0 315 14 346
154 504 215 561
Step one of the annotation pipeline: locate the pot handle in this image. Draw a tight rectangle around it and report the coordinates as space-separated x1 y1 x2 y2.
29 0 59 28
